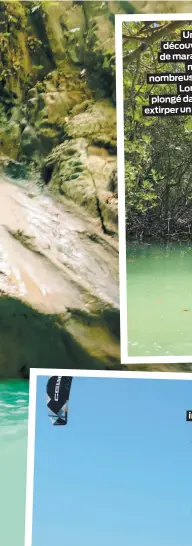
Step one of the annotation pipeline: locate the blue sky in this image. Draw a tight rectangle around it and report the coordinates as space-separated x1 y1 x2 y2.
32 375 192 546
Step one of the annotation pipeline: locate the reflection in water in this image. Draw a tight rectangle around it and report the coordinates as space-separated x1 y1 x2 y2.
127 243 192 357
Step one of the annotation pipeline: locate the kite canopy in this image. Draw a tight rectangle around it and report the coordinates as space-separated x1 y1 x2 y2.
46 376 73 426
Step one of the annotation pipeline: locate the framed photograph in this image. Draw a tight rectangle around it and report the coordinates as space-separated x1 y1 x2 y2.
116 13 192 364
25 367 192 546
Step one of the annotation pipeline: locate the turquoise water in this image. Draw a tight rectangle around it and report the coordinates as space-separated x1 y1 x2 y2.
127 244 192 357
0 380 29 546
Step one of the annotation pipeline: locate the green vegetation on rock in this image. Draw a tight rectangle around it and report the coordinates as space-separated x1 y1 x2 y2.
0 0 123 234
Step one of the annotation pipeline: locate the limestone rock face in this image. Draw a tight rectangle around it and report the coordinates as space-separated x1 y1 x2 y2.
132 1 192 13
43 136 117 234
21 124 40 157
67 100 117 150
0 1 122 231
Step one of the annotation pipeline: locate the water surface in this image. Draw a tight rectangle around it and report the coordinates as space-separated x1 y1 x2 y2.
0 380 29 546
127 244 192 357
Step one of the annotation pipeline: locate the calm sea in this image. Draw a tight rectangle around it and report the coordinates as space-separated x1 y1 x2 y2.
0 380 29 546
127 243 192 356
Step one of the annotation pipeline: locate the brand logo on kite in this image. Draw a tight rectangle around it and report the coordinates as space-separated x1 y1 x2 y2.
54 376 62 402
186 410 192 421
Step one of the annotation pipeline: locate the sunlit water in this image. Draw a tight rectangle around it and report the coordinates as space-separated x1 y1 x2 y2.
0 380 29 546
127 244 192 357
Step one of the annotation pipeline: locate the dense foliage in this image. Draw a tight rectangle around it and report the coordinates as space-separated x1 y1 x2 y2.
123 21 192 242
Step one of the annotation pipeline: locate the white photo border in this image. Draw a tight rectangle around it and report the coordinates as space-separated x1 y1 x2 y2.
25 366 192 546
116 12 192 365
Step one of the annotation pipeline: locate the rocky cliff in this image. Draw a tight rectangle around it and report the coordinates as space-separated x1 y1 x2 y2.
0 1 125 378
0 1 189 229
0 1 189 378
0 1 127 234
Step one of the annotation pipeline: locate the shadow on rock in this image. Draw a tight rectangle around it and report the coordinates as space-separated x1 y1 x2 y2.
0 294 120 378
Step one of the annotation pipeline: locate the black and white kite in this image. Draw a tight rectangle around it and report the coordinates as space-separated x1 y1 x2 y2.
46 376 73 426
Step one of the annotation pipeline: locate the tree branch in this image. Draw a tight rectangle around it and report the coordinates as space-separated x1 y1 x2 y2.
123 21 185 64
122 34 148 41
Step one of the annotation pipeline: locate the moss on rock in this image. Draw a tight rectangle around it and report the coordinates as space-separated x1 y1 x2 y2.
66 99 116 149
0 1 120 232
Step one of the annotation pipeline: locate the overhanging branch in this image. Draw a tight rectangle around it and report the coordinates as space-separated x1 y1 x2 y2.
123 21 186 64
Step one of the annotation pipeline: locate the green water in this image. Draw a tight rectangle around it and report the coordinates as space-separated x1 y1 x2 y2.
0 380 29 546
127 244 192 357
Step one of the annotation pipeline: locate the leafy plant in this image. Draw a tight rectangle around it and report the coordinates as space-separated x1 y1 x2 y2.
123 20 192 241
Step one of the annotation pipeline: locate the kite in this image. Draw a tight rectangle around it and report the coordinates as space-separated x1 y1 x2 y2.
46 376 73 426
